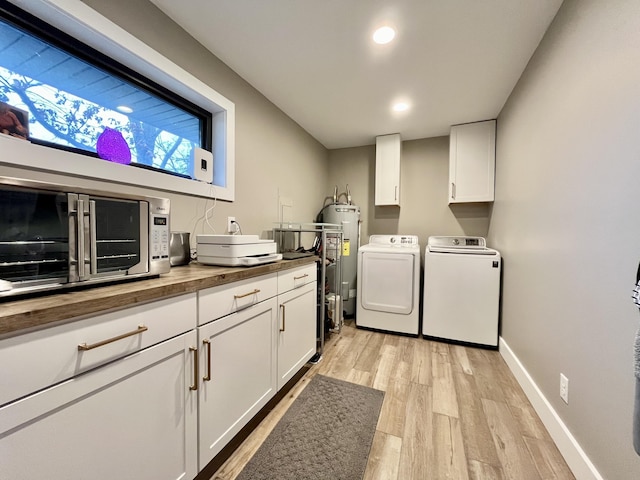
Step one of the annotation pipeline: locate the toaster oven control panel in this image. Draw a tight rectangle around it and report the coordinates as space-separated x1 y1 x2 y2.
151 215 170 260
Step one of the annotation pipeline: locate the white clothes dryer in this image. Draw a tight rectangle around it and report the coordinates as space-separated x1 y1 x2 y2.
423 236 501 348
356 235 421 335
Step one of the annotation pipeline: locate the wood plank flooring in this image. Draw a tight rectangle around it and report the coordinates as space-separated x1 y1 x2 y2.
210 322 575 480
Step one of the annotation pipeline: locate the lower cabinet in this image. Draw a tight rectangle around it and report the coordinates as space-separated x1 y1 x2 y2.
1 265 318 480
197 265 317 470
277 282 316 389
197 297 278 469
0 330 198 480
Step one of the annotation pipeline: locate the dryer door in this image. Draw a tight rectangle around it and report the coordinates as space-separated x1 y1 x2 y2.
360 252 415 314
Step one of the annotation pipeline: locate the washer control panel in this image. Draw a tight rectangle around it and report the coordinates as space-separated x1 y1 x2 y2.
428 236 486 249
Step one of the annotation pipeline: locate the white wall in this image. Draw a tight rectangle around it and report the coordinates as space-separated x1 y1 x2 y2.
489 0 640 477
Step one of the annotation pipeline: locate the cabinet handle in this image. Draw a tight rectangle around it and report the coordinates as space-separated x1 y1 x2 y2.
395 186 398 201
451 182 456 199
234 288 260 299
280 304 286 332
293 274 309 280
203 339 211 382
189 346 198 391
77 325 147 351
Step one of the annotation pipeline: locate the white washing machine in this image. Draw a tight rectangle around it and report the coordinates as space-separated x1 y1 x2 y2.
423 236 501 347
356 235 421 335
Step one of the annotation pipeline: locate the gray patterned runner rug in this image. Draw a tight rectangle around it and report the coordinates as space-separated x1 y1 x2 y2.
235 374 384 480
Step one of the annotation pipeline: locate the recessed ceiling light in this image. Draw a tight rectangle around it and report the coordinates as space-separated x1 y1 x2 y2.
392 102 410 112
116 105 133 114
373 26 395 45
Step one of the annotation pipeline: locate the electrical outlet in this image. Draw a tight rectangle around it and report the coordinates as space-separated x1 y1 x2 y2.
227 216 236 233
560 373 569 404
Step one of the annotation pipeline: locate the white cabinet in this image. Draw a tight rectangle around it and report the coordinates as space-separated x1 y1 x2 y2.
0 293 196 407
197 278 278 469
277 264 317 389
0 330 198 480
196 273 278 325
0 264 319 479
196 265 317 468
375 133 401 206
449 120 496 203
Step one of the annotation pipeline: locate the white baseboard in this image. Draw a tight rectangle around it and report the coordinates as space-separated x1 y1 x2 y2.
499 337 604 480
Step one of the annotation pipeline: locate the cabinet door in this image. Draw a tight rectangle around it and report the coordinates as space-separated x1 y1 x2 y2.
277 263 316 293
0 331 198 480
375 133 401 206
198 273 277 325
198 297 277 469
449 120 496 203
277 282 316 390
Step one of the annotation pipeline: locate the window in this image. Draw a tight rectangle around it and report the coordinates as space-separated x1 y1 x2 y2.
0 14 206 176
0 0 235 201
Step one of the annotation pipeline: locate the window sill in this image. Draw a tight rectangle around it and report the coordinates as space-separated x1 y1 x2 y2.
0 135 222 198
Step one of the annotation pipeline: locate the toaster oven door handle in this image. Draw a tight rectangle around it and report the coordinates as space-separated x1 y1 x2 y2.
89 200 97 275
76 198 86 280
68 193 79 282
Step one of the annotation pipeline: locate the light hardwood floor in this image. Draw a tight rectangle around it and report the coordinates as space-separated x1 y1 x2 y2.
211 322 575 480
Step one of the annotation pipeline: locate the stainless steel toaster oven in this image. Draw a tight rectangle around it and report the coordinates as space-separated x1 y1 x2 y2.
0 176 170 298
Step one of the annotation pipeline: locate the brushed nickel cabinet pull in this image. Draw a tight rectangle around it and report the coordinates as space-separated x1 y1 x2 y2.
234 288 260 299
451 182 456 199
280 304 286 332
78 325 147 351
203 339 212 382
189 346 198 391
293 274 309 280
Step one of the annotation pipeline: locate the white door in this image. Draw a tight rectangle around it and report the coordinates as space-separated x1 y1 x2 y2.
0 331 198 480
375 134 401 206
277 282 316 389
198 297 277 468
449 120 496 203
360 252 416 314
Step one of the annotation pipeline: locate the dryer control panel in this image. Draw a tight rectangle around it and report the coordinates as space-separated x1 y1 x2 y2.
369 235 419 246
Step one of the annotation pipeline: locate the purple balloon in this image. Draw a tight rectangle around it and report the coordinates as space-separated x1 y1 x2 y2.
96 127 131 164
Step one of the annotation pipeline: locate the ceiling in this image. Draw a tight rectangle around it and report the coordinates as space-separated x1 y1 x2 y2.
150 0 563 150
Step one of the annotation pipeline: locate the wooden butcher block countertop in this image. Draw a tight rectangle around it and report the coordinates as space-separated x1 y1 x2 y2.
0 257 318 338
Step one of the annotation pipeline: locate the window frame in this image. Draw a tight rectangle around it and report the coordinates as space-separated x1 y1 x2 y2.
1 0 235 201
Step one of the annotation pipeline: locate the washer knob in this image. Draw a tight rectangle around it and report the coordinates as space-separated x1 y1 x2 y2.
453 238 460 246
390 237 396 244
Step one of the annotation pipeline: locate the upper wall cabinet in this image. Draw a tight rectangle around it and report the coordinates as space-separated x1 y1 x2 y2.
375 133 401 206
449 120 496 204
